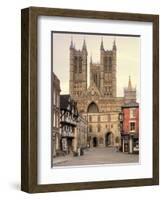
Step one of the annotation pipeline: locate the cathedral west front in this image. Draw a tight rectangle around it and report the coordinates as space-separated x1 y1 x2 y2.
69 38 136 148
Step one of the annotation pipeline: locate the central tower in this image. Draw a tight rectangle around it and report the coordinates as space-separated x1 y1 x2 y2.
100 39 117 97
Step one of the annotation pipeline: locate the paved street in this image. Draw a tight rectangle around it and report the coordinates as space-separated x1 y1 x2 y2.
53 147 139 167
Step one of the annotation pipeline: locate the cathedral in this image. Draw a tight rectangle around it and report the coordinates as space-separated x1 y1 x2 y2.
69 38 136 148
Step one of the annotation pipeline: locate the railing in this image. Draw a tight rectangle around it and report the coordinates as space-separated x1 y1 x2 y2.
60 118 77 126
61 131 74 137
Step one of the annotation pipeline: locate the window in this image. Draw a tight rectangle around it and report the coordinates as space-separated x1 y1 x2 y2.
130 108 136 118
53 112 55 127
53 89 56 104
87 102 99 113
108 57 112 72
74 56 78 73
104 56 112 72
79 57 82 73
55 114 58 128
108 86 112 96
130 122 136 131
98 116 100 122
104 57 108 72
89 125 92 132
104 87 107 95
57 95 60 107
108 114 111 121
93 73 96 84
97 124 101 132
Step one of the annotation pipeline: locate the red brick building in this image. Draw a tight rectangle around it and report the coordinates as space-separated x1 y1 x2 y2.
122 104 139 134
120 103 139 153
120 77 139 154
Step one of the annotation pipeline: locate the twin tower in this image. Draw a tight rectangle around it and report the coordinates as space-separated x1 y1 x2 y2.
69 38 117 99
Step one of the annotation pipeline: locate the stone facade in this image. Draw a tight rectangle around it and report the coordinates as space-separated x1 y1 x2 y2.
80 98 123 148
76 114 88 150
52 73 61 157
69 39 132 148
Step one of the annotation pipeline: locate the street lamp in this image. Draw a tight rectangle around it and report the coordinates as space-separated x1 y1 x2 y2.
118 112 123 121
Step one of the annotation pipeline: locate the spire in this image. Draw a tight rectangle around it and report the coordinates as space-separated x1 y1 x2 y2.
124 76 136 104
82 39 87 51
113 38 117 51
128 76 132 90
100 37 104 50
70 36 73 49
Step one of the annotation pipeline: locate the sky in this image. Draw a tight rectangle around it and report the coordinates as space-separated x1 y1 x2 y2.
53 32 140 102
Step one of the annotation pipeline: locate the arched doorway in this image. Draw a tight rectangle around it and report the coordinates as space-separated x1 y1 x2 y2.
105 132 112 146
93 137 98 147
87 102 99 113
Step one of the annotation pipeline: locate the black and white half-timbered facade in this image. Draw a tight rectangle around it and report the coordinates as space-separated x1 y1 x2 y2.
60 95 79 154
60 95 88 155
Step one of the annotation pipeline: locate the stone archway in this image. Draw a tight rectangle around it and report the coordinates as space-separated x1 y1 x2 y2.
87 102 99 113
92 137 98 147
105 132 113 147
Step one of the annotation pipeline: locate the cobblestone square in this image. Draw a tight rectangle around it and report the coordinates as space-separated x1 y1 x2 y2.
53 147 139 167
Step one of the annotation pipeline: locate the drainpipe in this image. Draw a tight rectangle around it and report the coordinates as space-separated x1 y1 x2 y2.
122 138 125 152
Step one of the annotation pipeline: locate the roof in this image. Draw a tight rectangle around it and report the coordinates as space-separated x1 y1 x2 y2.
122 102 139 108
60 95 70 110
53 73 61 91
60 95 78 117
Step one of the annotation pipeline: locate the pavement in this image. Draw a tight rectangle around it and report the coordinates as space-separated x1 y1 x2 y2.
53 147 139 167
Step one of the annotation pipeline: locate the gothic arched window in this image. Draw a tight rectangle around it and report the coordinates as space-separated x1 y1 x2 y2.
79 57 82 73
74 56 78 73
89 125 92 132
108 57 112 72
97 124 101 132
87 102 99 113
104 57 108 72
93 73 98 85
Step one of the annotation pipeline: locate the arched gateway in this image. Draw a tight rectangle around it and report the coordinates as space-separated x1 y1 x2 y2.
92 137 98 147
105 132 114 146
87 102 99 113
87 102 99 147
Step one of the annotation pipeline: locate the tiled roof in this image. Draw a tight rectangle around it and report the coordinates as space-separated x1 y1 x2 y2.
60 95 79 117
60 95 70 110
